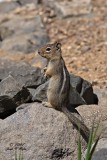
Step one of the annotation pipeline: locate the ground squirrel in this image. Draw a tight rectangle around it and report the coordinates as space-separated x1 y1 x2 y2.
38 42 90 143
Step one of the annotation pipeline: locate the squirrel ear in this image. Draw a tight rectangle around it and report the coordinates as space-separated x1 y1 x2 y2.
54 42 61 50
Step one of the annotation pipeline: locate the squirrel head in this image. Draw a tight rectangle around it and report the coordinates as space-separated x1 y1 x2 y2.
38 42 62 60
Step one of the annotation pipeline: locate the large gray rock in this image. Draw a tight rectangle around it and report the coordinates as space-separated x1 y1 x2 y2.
0 15 49 53
0 102 87 160
0 75 23 97
0 16 44 37
77 105 107 130
0 75 31 119
1 103 107 160
43 0 92 18
0 1 19 14
0 59 45 88
78 105 107 160
78 104 107 160
1 32 49 53
92 138 107 160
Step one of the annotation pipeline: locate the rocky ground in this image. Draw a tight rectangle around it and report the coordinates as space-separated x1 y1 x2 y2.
0 0 107 89
0 0 107 160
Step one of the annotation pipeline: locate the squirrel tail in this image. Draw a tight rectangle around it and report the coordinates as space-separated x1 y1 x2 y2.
62 106 90 143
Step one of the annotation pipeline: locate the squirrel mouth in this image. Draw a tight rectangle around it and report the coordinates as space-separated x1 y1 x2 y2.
38 51 46 58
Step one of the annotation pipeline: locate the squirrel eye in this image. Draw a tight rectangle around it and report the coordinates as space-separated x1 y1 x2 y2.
46 47 51 52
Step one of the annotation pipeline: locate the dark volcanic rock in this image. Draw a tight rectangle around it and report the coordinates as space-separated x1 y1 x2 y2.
32 81 49 102
0 59 45 88
70 74 96 104
0 75 31 119
0 1 19 14
70 73 83 93
80 80 94 104
0 58 47 119
0 96 17 119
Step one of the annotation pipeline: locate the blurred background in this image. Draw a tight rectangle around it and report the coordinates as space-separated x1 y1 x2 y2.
0 0 107 88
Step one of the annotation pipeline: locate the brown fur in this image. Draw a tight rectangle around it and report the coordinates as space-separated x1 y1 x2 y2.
38 42 90 143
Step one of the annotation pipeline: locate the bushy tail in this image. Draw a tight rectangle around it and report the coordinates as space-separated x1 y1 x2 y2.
62 106 90 143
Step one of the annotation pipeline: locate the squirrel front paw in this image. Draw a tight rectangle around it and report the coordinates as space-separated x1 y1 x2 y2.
41 67 47 78
42 67 47 73
41 67 50 79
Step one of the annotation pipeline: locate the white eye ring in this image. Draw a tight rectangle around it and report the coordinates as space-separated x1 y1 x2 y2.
46 47 51 52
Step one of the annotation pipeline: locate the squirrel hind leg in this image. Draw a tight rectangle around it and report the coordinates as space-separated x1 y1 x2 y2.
42 102 53 108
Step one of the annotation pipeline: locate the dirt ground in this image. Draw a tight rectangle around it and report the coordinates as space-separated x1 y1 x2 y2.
40 0 107 89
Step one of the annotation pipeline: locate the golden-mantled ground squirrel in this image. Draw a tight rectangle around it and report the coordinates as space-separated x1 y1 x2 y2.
38 42 90 143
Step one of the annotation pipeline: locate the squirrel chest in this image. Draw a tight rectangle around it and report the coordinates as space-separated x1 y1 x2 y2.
47 61 70 109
